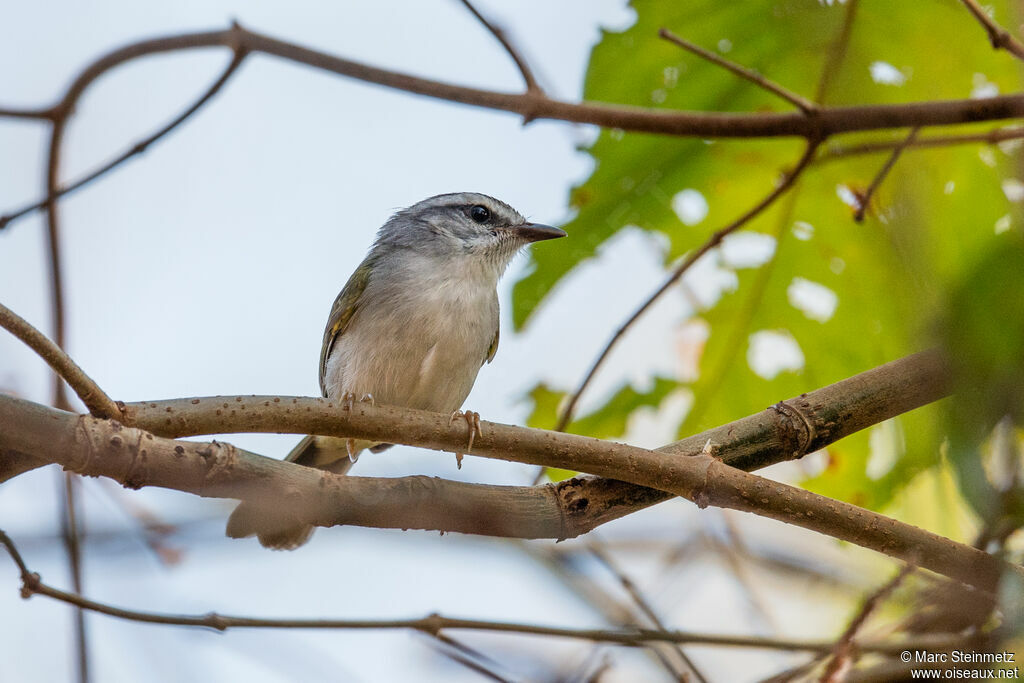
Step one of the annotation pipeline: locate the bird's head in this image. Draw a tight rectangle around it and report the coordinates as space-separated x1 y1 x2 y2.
374 192 565 275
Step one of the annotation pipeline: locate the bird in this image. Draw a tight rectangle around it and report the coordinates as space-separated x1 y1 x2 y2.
226 192 566 549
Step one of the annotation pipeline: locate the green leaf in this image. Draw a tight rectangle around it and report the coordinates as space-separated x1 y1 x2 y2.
515 0 1024 511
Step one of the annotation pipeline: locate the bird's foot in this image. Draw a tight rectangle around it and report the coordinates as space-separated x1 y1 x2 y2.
341 392 358 411
359 393 375 406
345 438 359 463
448 410 483 470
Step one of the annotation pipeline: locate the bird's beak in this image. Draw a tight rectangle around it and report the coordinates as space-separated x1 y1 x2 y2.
512 223 567 242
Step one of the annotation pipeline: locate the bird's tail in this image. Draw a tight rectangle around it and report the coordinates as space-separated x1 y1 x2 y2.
225 435 361 550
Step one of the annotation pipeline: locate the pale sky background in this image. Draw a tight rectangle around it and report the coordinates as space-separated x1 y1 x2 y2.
0 2 877 681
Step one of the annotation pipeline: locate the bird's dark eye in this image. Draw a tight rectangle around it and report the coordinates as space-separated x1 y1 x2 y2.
470 205 491 223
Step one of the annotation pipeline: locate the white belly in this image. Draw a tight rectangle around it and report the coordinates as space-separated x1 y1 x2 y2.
322 271 498 414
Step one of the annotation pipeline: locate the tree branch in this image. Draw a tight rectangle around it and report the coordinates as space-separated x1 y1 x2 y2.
0 528 965 653
0 353 1013 591
819 125 1024 161
958 0 1024 62
458 0 541 95
853 126 920 222
820 564 915 681
0 50 247 231
4 18 1024 229
0 302 119 418
0 106 54 120
658 29 817 114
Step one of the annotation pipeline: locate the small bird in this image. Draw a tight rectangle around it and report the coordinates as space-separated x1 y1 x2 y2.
226 192 565 549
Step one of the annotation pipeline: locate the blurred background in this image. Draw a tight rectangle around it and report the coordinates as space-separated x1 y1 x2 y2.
1 1 1022 681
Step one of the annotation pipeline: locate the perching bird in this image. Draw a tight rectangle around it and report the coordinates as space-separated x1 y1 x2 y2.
226 192 566 549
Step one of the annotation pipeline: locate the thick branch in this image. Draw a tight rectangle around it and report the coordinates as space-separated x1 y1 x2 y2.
0 352 1013 590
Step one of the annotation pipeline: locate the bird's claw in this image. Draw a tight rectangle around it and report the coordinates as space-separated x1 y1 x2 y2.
359 393 375 405
346 438 359 463
448 410 482 469
341 392 357 411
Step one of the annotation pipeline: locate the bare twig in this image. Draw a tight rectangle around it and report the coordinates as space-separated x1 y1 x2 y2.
44 120 69 413
0 51 247 231
591 544 707 683
819 564 916 682
58 473 88 683
958 0 1024 61
0 302 119 418
814 0 859 105
853 126 920 222
555 139 820 431
0 529 962 653
420 632 514 683
0 106 54 120
43 90 92 683
658 29 817 114
458 0 541 95
819 125 1024 161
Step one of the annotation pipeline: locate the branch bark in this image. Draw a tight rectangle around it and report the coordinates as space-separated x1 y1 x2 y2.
0 351 1014 591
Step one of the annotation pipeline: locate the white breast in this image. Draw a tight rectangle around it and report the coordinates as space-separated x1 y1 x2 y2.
323 252 499 414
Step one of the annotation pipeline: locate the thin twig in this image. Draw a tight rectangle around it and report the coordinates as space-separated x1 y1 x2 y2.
0 51 247 231
420 632 514 683
658 29 817 114
0 301 120 418
43 82 91 683
853 126 920 222
0 528 945 652
819 564 916 682
958 0 1024 61
819 125 1024 161
591 544 707 683
0 106 54 120
814 0 859 105
58 473 88 683
555 139 820 431
44 118 69 414
458 0 541 94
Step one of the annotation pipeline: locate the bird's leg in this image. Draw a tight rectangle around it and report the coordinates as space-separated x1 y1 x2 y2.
338 393 368 462
448 410 483 470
